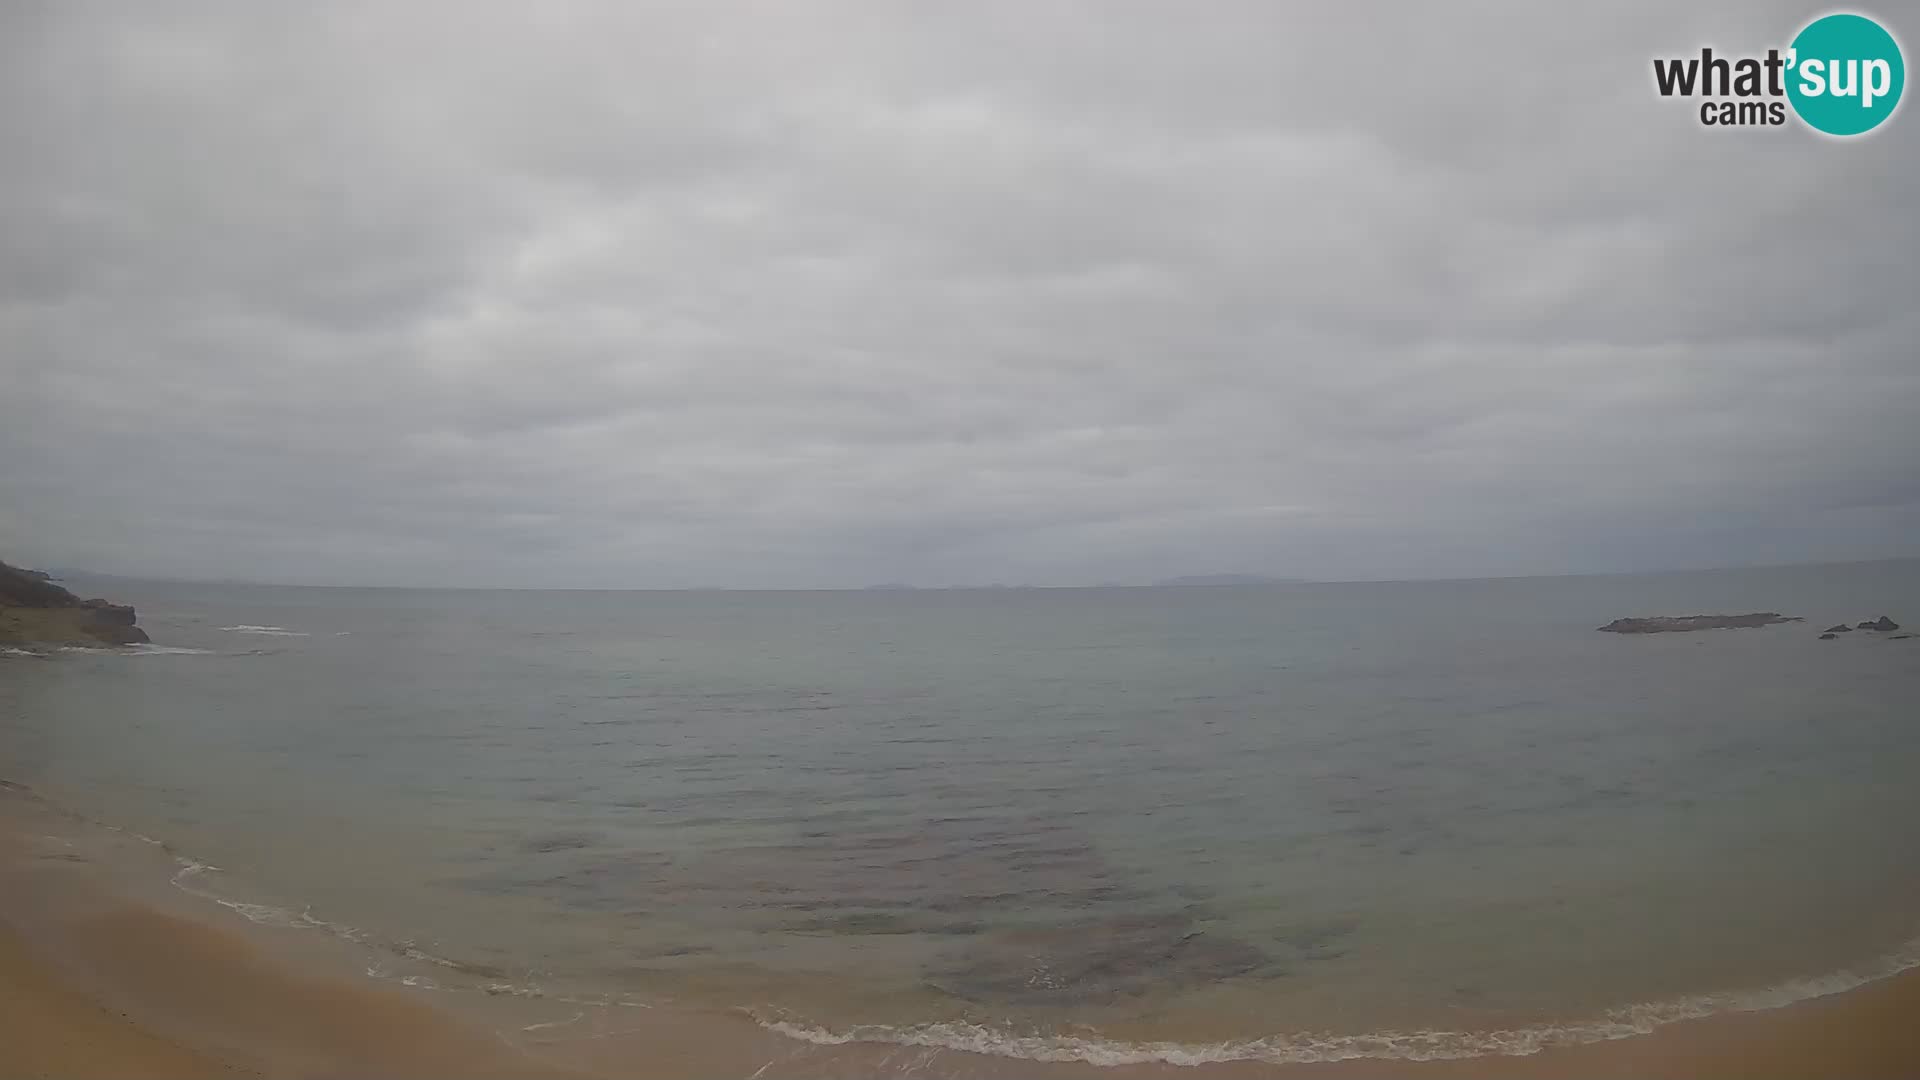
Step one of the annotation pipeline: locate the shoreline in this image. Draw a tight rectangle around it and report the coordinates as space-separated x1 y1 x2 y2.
5 783 1920 1077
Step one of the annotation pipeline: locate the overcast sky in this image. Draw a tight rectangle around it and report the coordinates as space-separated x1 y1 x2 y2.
3 2 1916 588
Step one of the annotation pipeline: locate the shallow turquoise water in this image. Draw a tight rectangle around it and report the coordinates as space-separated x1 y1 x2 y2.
4 561 1919 1058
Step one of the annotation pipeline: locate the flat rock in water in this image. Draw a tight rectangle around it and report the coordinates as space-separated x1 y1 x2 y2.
1596 613 1801 634
1856 616 1900 632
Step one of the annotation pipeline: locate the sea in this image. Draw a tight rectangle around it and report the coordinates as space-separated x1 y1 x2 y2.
3 559 1919 1068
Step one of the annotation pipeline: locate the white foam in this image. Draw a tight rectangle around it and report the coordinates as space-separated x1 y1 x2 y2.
156 852 575 1007
754 935 1920 1066
136 786 1917 1068
170 859 366 939
219 625 309 636
522 1012 586 1032
56 644 216 656
0 646 46 658
104 823 165 846
401 943 467 969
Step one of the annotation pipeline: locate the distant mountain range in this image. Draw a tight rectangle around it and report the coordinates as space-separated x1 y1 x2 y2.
852 574 1306 590
1151 574 1304 587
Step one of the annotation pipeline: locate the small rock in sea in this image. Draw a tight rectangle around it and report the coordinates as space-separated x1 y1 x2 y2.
1823 625 1853 634
1819 632 1838 640
1856 616 1900 632
1892 634 1914 641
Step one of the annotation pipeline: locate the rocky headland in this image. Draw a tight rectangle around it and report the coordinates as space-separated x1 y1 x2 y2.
0 560 150 648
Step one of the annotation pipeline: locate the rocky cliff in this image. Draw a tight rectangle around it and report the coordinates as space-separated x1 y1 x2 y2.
0 560 150 647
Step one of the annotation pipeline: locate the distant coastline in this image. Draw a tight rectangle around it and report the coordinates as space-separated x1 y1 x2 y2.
26 554 1919 594
1152 573 1304 587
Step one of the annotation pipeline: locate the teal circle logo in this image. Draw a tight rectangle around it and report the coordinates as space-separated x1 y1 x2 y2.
1786 13 1905 135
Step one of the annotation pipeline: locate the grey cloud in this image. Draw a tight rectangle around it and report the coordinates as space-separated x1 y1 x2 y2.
2 0 1916 588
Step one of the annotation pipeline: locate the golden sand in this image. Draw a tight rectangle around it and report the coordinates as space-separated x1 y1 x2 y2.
4 794 1919 1079
0 923 247 1080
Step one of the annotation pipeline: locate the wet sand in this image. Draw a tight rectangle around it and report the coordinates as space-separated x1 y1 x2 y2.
0 922 247 1080
0 812 575 1079
4 790 1920 1079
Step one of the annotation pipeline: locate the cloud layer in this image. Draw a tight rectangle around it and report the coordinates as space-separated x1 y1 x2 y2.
4 1 1916 586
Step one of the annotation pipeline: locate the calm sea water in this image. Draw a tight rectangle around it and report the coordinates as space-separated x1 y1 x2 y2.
5 561 1920 1063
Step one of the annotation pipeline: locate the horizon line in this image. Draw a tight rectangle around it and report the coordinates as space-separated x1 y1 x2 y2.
34 554 1920 594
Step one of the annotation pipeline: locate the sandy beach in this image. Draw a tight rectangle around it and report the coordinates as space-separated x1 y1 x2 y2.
7 0 1918 1072
3 785 1919 1080
0 798 571 1080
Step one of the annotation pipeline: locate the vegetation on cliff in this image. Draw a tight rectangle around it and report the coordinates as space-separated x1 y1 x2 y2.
0 560 150 647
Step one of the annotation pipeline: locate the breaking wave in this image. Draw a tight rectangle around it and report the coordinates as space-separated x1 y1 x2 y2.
219 625 310 637
162 853 651 1010
753 934 1920 1065
56 644 217 656
169 859 367 936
